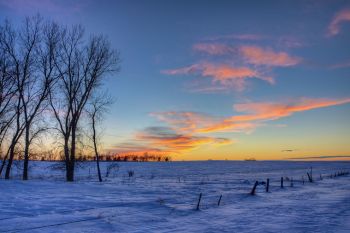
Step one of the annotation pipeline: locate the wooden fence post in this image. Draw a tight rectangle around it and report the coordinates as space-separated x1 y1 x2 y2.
307 172 313 182
250 181 259 195
281 177 284 188
196 193 202 210
218 195 222 206
266 178 270 192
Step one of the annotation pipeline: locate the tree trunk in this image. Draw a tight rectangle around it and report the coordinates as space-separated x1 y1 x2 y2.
92 115 102 182
0 153 8 176
5 144 15 179
22 125 30 180
63 136 72 182
67 126 76 182
96 154 102 182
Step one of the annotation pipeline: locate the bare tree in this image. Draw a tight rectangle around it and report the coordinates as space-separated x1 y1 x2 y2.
87 93 114 182
0 30 17 175
49 25 119 181
0 20 27 179
0 17 59 179
20 18 59 180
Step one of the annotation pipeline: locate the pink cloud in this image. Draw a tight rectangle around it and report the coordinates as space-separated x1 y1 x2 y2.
239 46 301 67
197 98 350 133
162 63 274 91
328 9 350 36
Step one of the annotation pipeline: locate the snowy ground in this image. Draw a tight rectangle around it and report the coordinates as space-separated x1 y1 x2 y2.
0 161 349 232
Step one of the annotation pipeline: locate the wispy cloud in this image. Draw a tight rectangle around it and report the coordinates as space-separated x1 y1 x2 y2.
165 37 301 93
204 34 267 41
287 155 350 160
329 60 350 69
136 127 232 152
150 111 216 133
193 43 301 67
327 8 350 36
162 62 273 91
239 46 301 67
197 97 350 133
112 126 233 155
193 43 234 55
150 98 350 134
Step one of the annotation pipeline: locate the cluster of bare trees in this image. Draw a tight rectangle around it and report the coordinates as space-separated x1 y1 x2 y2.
0 16 119 182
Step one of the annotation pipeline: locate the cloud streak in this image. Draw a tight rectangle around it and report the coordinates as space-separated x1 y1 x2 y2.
193 43 301 67
162 63 273 91
112 126 233 155
135 127 232 153
153 98 350 134
328 8 350 36
197 98 350 133
287 155 350 160
239 46 301 67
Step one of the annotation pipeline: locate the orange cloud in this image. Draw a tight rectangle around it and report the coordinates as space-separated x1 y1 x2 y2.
197 98 350 133
135 127 233 153
112 126 233 155
162 63 273 91
239 46 301 67
328 9 350 36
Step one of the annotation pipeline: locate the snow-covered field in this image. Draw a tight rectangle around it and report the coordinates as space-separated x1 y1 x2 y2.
0 161 349 233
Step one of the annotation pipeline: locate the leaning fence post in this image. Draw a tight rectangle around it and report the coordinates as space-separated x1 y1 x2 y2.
218 195 222 206
250 181 259 195
307 172 313 182
266 179 270 192
281 177 284 188
196 193 202 210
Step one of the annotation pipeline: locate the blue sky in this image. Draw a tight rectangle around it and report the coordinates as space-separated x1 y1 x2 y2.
1 0 349 160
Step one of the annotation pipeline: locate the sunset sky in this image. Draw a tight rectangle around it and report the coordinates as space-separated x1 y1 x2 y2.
1 0 349 160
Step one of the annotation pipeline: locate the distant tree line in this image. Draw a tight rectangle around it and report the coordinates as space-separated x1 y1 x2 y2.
0 15 120 182
38 152 172 162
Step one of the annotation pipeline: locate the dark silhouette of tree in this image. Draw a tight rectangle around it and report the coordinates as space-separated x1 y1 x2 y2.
0 16 58 179
87 93 114 182
49 24 120 181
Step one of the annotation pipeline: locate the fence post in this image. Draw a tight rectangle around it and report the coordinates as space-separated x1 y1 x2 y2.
266 178 270 192
281 177 284 188
218 195 222 206
307 172 313 182
196 193 202 210
250 181 259 195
